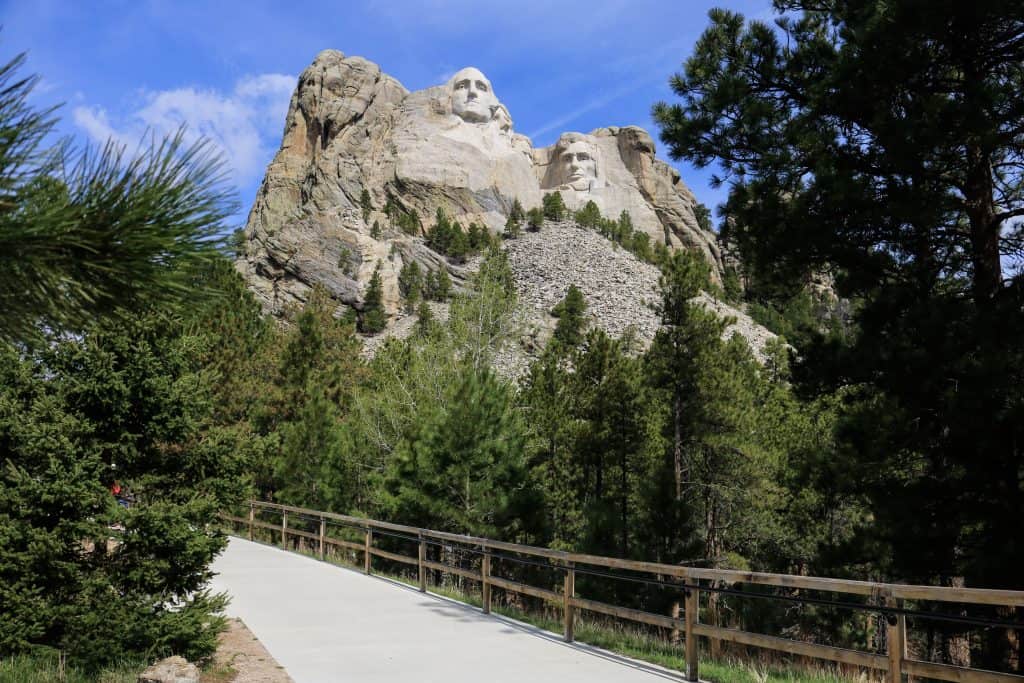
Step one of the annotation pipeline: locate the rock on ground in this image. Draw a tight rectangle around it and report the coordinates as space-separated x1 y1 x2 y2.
138 656 199 683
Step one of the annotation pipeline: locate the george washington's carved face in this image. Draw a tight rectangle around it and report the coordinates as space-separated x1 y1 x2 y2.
450 67 497 124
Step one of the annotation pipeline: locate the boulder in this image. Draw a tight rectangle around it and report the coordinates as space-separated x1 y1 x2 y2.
137 656 200 683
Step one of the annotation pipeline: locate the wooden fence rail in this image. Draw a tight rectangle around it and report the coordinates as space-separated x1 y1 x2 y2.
220 501 1024 683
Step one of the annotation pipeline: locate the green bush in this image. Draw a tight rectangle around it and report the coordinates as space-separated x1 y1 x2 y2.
0 313 245 670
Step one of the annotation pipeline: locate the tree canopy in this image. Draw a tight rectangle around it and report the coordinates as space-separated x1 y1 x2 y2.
653 0 1024 625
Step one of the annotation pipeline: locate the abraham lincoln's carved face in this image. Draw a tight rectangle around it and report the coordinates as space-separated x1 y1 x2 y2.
561 140 597 191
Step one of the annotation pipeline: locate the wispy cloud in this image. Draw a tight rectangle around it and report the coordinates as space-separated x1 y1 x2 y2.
72 73 295 185
526 74 662 141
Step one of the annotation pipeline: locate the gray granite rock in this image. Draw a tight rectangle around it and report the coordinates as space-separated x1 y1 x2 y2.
137 656 199 683
237 50 723 325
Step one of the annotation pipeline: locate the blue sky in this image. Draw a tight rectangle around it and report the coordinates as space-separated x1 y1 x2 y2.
1 0 774 230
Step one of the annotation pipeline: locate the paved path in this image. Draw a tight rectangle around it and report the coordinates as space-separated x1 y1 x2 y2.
211 538 682 683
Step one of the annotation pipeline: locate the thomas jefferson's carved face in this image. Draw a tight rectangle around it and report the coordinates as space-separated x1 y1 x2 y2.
450 68 497 124
493 105 512 133
560 140 598 191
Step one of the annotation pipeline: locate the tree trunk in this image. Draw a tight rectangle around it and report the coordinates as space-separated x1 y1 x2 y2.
621 449 629 556
706 497 722 659
673 393 684 500
963 143 1001 302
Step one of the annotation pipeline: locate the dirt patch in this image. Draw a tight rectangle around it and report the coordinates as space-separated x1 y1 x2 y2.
203 618 293 683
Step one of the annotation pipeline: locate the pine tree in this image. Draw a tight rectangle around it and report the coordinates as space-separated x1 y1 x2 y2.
0 312 246 667
273 287 363 507
504 214 521 239
467 222 485 251
426 207 453 254
359 188 373 223
447 223 470 263
573 330 645 559
527 207 544 231
510 198 526 223
385 367 532 537
551 285 587 347
415 300 435 336
616 210 634 244
0 54 235 344
398 260 423 312
423 270 438 301
693 202 713 233
574 200 602 229
360 262 387 334
542 191 567 221
371 219 382 240
434 268 452 301
644 251 719 549
630 231 652 262
653 2 1024 630
398 209 420 236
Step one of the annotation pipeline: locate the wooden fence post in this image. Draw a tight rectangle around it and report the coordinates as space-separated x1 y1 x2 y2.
886 596 905 683
685 583 699 682
418 534 426 593
247 502 254 542
564 563 576 643
281 510 288 549
481 551 492 614
318 516 325 560
364 527 372 574
709 581 722 659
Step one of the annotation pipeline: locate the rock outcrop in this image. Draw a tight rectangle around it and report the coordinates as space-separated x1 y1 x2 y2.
237 50 723 319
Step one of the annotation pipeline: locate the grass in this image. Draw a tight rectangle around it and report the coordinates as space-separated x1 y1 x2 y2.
230 525 877 683
199 661 238 683
0 653 238 683
0 653 144 683
412 579 866 683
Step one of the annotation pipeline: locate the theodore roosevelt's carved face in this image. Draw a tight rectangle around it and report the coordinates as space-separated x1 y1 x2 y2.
559 138 598 191
450 67 497 124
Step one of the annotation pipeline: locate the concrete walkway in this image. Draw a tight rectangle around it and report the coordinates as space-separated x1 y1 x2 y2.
211 537 683 683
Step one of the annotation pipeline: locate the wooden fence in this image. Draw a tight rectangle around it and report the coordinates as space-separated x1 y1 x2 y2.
220 501 1024 683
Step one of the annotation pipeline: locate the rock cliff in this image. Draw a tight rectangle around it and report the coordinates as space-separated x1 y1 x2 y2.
237 50 723 319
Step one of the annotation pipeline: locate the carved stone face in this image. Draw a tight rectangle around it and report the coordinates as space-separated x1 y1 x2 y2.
450 67 498 124
492 104 512 134
560 139 598 191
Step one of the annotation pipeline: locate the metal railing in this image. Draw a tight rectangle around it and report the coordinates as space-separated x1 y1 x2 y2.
220 501 1024 683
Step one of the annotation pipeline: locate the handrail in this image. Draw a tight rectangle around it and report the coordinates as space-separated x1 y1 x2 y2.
221 500 1024 683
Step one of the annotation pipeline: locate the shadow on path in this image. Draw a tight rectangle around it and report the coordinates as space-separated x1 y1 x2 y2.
375 575 684 682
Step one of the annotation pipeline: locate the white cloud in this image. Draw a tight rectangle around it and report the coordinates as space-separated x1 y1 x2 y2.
72 107 122 146
72 73 295 186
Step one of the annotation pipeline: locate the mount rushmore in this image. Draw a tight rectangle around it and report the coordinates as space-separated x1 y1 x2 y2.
237 49 725 318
